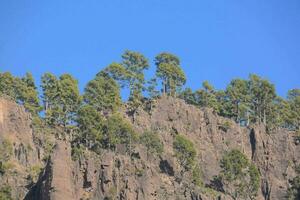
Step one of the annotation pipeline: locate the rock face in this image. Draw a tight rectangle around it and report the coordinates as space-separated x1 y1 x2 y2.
0 98 41 199
25 141 76 200
0 96 299 200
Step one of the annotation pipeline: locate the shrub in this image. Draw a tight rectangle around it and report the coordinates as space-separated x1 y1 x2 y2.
173 135 196 170
219 149 260 200
0 184 12 200
140 131 164 157
287 164 300 200
287 176 300 200
0 139 13 161
28 165 42 182
0 139 13 175
71 144 85 161
219 120 232 132
192 164 204 187
103 114 138 152
135 168 145 177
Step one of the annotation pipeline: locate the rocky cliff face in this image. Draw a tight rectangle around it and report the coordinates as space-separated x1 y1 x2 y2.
0 96 299 200
0 98 41 199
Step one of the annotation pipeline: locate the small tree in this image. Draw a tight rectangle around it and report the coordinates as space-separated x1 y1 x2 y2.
0 72 18 99
121 50 149 97
219 149 260 200
195 81 219 112
155 53 186 96
140 131 164 158
226 79 249 123
173 135 196 170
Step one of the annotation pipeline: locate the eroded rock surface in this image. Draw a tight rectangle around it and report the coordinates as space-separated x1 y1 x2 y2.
1 96 299 200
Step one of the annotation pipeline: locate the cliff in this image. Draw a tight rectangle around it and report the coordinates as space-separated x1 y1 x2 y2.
0 96 299 200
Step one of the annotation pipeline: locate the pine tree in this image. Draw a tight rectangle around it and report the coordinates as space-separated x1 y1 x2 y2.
0 72 18 99
287 89 300 130
84 71 121 114
155 52 186 96
58 74 82 128
226 79 249 123
19 73 41 115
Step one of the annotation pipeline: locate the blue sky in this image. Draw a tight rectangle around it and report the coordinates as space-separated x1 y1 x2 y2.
0 0 299 97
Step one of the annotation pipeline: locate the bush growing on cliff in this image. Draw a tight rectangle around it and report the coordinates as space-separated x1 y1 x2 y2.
102 114 138 153
0 139 13 174
287 164 300 200
140 131 164 158
0 185 12 200
288 176 300 200
219 149 260 200
173 135 196 170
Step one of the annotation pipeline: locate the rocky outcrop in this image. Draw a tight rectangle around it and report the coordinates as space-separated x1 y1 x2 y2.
0 96 299 199
0 98 41 199
25 141 76 200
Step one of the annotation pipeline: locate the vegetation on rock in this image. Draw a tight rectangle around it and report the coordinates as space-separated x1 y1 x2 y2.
173 134 196 170
219 149 260 200
0 185 12 200
140 131 164 157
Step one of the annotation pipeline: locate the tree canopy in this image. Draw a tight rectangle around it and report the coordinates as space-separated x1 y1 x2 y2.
0 51 298 142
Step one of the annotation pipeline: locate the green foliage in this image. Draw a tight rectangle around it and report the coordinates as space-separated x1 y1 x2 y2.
155 52 186 96
84 71 121 113
287 89 300 130
41 73 81 128
173 135 196 170
0 139 13 174
102 50 149 107
226 79 249 122
0 185 12 200
77 105 104 148
179 87 197 105
140 131 164 156
19 73 41 115
195 81 220 111
287 164 300 200
219 121 232 132
27 165 42 182
121 50 149 97
146 78 160 98
0 139 13 161
135 168 145 177
0 72 18 99
248 74 276 126
71 144 85 161
102 114 138 152
219 149 260 200
288 176 300 200
192 164 204 187
41 72 59 111
58 74 82 126
0 72 41 116
178 74 295 131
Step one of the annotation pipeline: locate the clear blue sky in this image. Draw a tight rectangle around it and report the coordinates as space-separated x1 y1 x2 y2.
0 0 299 97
